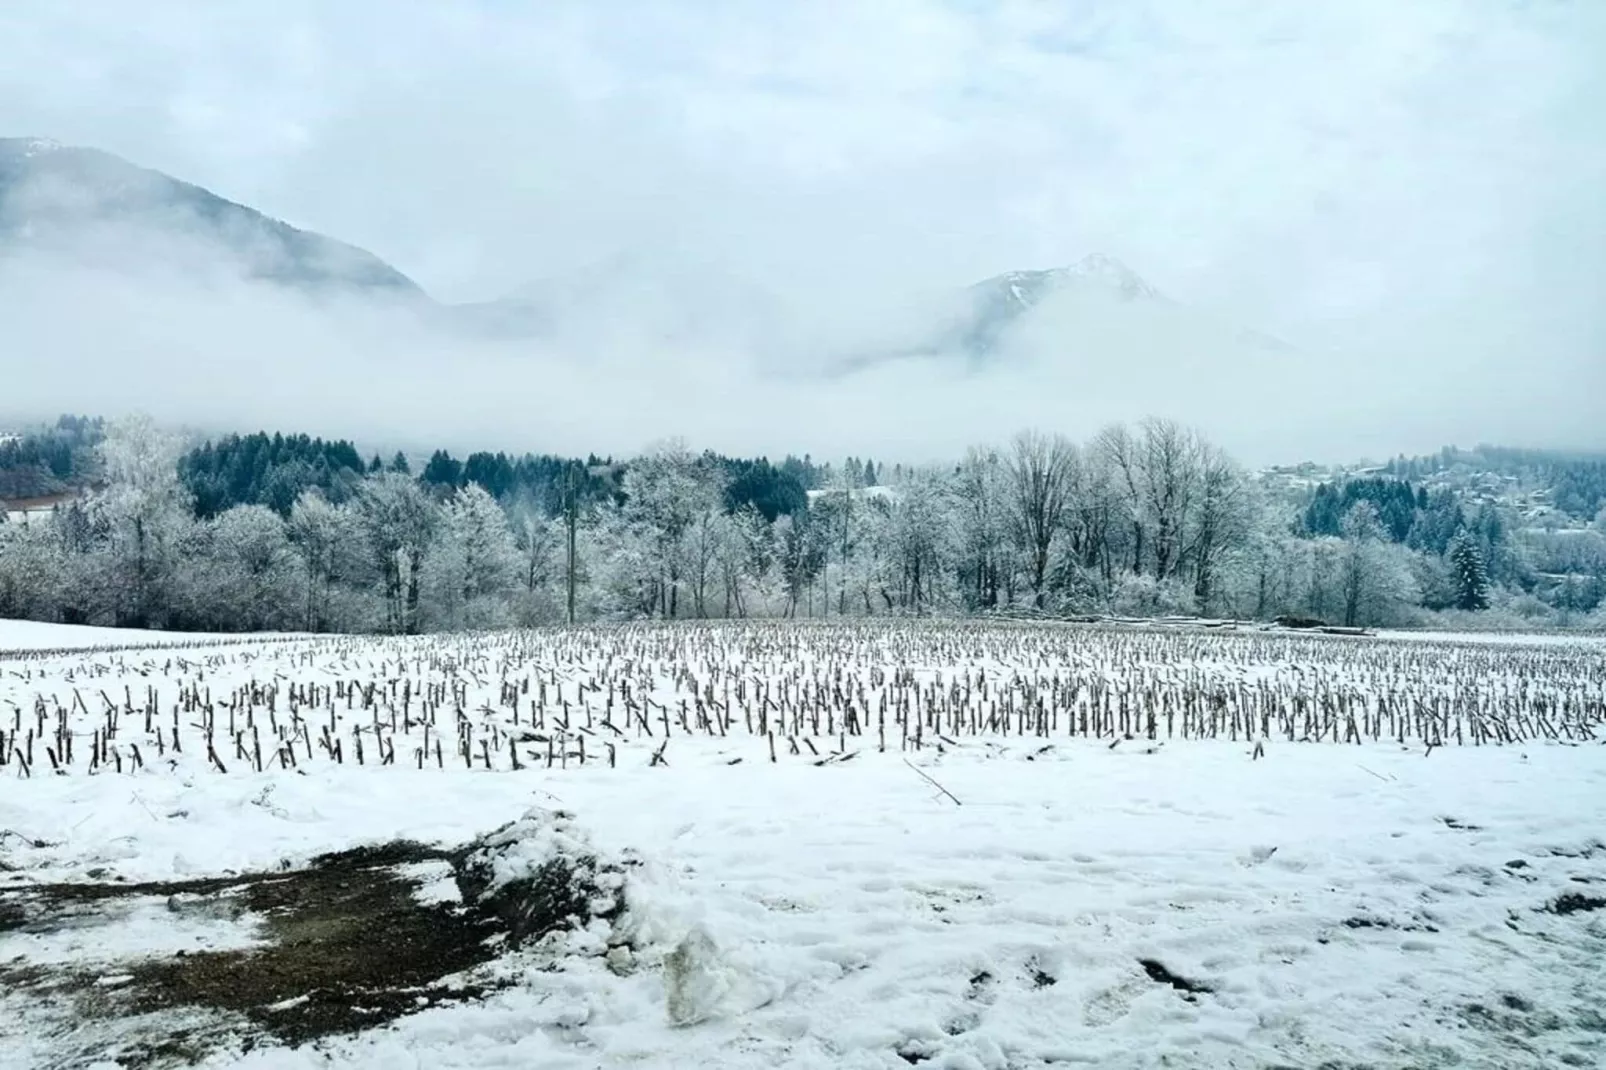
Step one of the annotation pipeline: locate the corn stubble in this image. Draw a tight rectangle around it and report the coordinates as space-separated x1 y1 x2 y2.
2 621 1601 778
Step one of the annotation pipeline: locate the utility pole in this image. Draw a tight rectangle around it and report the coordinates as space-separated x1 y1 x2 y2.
565 463 578 625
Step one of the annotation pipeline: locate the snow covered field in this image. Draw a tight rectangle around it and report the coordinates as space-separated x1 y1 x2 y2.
0 619 307 655
2 620 1603 1069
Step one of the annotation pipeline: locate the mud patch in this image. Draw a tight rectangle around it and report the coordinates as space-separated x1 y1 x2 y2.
1544 892 1606 916
0 817 630 1067
1138 958 1214 997
127 843 504 1048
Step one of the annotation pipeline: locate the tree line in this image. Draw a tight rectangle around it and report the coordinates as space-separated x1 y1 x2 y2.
2 415 1603 635
0 415 104 500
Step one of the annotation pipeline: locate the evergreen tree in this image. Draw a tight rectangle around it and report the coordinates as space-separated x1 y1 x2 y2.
421 449 464 490
1447 529 1490 611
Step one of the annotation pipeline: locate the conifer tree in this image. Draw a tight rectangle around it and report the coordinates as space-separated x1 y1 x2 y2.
1448 529 1490 611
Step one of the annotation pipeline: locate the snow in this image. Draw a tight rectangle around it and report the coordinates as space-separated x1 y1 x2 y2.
0 618 305 653
4 744 1603 1069
1373 628 1606 647
806 484 897 503
397 860 462 906
0 894 265 966
20 137 61 157
2 622 1603 1068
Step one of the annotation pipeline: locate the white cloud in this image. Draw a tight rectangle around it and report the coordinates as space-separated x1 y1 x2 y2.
0 0 1602 463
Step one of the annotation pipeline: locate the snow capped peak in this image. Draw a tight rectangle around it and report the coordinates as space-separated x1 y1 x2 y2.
1051 253 1159 300
974 255 1160 315
1 136 63 158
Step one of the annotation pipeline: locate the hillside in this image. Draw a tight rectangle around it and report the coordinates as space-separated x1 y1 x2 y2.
0 138 423 297
1 139 1298 375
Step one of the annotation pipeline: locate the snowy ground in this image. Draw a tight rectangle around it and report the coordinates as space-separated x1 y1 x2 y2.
0 619 305 654
1372 628 1606 648
2 621 1603 1069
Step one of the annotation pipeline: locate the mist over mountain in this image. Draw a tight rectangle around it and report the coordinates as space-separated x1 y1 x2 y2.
0 138 1296 381
0 137 422 298
954 255 1162 356
0 128 1595 469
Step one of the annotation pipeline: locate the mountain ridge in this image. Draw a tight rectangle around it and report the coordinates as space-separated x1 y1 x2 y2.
1 136 1292 367
0 137 424 298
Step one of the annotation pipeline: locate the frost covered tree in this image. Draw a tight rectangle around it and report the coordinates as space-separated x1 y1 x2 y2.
773 511 825 617
16 410 1571 634
1062 447 1120 597
511 510 565 623
1006 430 1075 609
1340 503 1386 627
954 446 1011 610
1184 444 1249 612
288 490 371 632
1448 529 1491 611
1337 503 1420 627
94 415 194 628
1302 536 1345 623
582 502 654 619
716 503 775 617
880 468 954 613
1211 488 1300 621
424 483 520 630
620 440 726 618
1138 418 1201 582
1094 423 1147 575
0 518 69 621
811 461 868 616
684 480 732 619
193 505 301 631
356 472 437 634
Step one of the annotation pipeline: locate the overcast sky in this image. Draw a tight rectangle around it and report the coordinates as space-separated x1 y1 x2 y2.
2 0 1602 464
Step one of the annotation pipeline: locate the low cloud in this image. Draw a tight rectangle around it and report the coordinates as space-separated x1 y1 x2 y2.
1 0 1602 465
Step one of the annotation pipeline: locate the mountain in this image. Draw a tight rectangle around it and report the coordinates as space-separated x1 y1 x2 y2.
822 253 1294 378
0 137 423 298
0 137 1295 381
945 254 1165 358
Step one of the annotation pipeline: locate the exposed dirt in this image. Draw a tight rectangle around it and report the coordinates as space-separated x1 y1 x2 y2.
125 842 507 1048
1545 891 1606 916
1137 957 1214 996
0 832 608 1067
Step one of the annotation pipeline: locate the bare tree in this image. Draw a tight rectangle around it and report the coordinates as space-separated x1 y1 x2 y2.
1138 418 1201 581
95 415 193 628
1337 502 1421 627
1006 430 1076 609
684 472 731 619
1065 447 1120 590
1184 443 1248 612
288 489 366 632
881 468 953 612
621 439 720 618
1094 423 1147 575
954 446 1009 610
356 472 437 634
